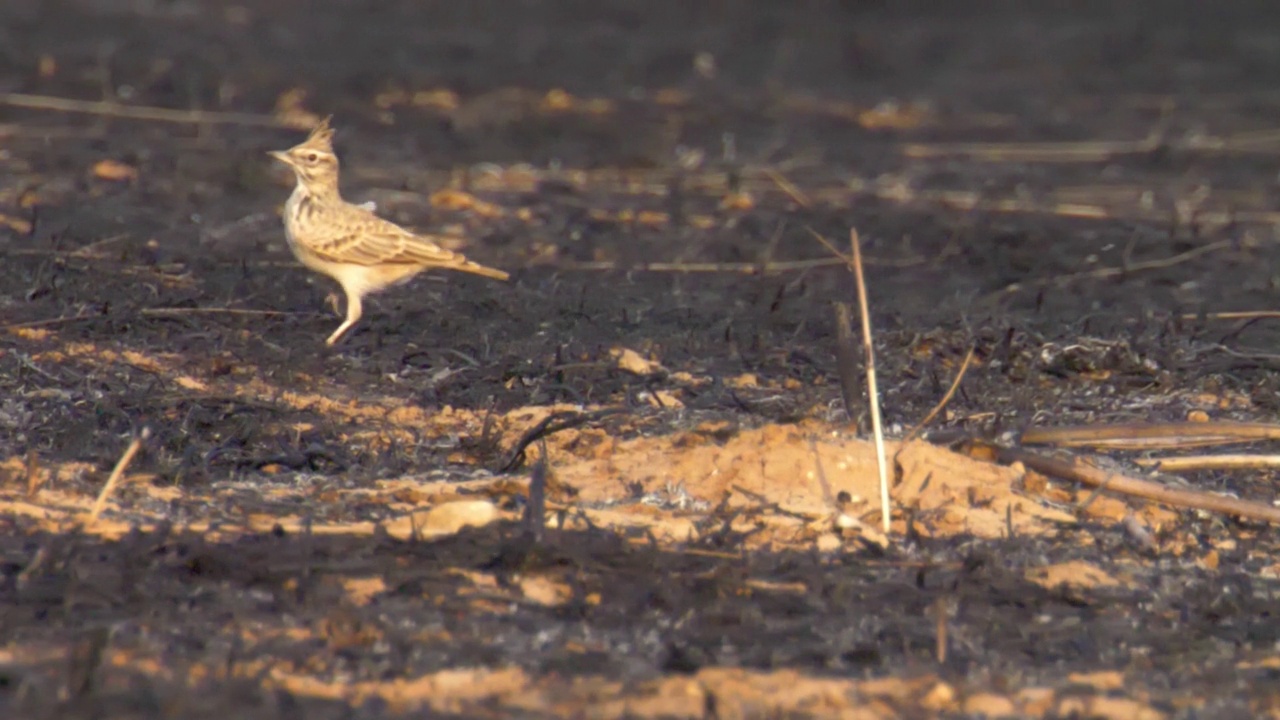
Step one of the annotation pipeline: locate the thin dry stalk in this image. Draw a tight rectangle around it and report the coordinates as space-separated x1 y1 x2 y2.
1179 310 1280 322
1 311 104 333
849 229 891 534
0 123 107 139
985 239 1236 303
0 92 296 128
141 307 305 318
8 234 128 259
903 126 1280 162
762 168 813 208
553 258 851 274
89 427 151 522
806 228 852 264
902 345 977 445
555 239 931 273
901 132 1164 162
837 178 1280 227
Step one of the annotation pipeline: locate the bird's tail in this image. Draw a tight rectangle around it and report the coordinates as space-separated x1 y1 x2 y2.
452 258 511 282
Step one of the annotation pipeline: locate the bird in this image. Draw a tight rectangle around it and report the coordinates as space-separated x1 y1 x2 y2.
269 117 509 346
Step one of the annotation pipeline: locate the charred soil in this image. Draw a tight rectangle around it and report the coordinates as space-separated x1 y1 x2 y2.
3 2 1280 718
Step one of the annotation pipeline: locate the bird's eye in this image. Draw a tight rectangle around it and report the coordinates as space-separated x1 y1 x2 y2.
306 152 319 162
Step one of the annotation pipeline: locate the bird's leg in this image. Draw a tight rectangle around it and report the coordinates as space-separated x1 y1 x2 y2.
325 292 363 346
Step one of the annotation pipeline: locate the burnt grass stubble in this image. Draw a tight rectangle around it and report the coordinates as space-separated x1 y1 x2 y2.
2 1 1280 716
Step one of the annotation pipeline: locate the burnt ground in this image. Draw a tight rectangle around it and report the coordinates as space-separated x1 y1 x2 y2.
3 1 1280 718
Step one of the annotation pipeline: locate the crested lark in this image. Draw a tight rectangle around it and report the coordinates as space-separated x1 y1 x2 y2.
270 117 509 346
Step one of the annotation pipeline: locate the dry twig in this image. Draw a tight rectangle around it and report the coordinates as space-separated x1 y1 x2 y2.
499 409 625 473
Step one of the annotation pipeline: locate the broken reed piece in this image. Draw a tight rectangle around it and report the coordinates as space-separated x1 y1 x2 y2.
1132 454 1280 472
934 596 949 665
979 441 1280 524
89 427 152 522
25 449 41 497
525 446 549 545
1021 421 1280 450
832 302 861 424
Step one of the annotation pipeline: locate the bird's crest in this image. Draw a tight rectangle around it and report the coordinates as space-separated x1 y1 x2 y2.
300 115 335 151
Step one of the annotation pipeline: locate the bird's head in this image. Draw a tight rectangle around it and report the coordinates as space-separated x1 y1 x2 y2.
270 116 339 189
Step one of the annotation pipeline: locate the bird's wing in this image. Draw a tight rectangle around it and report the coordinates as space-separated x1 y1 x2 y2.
299 206 511 281
303 210 468 268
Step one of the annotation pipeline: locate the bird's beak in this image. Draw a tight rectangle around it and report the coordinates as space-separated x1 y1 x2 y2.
268 150 291 165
